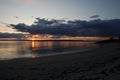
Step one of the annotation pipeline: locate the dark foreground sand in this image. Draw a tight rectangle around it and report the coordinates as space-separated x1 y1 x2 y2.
0 42 120 80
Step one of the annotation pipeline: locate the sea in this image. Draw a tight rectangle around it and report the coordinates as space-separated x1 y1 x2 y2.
0 41 98 61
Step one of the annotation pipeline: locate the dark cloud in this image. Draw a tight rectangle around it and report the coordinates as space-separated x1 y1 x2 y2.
14 16 19 19
0 33 24 38
90 15 100 19
10 18 120 37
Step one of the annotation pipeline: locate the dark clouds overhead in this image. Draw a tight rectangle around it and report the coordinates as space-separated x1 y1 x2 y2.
10 18 120 36
90 15 100 19
0 33 24 38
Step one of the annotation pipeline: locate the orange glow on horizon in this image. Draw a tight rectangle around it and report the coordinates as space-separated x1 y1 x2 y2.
31 56 38 58
31 37 35 41
24 36 110 41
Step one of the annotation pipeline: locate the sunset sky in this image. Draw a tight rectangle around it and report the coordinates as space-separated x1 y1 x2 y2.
0 0 120 37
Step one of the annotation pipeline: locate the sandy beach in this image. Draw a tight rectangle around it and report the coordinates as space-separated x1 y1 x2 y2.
0 41 120 80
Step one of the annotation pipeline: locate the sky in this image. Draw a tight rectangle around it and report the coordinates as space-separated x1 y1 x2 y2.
0 0 120 36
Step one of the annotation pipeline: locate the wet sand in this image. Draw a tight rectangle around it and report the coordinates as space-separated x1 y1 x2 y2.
0 42 120 80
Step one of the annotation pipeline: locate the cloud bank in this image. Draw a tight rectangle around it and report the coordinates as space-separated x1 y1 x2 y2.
10 18 120 37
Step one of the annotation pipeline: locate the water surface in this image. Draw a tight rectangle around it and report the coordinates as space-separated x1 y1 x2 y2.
0 41 97 60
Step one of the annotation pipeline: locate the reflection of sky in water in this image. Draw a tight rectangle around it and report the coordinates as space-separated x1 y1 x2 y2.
0 41 97 60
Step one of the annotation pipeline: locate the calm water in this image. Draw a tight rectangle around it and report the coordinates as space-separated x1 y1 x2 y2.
0 41 98 60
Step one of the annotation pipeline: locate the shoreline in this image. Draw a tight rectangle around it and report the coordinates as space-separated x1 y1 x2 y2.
0 42 120 80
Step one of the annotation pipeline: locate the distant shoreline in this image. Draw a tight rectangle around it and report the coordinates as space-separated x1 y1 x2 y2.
0 36 110 41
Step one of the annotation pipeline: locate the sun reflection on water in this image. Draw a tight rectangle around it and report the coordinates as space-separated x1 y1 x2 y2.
32 40 35 48
31 41 53 51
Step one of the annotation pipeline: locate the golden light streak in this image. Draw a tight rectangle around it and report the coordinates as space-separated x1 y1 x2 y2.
32 40 35 48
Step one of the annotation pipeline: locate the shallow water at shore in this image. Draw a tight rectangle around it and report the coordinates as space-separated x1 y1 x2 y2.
0 41 97 60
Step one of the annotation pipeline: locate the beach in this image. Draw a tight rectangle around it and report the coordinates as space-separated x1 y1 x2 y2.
0 41 120 80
